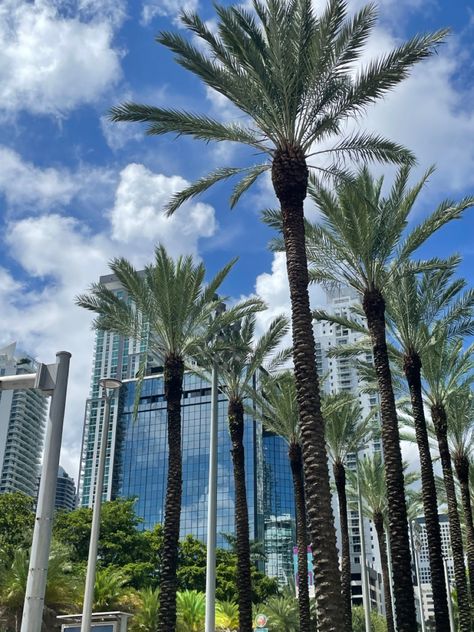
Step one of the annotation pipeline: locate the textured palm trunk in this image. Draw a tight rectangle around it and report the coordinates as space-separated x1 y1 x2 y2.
228 397 253 632
403 352 450 631
373 513 395 632
333 461 353 632
431 404 471 632
158 355 184 632
289 442 312 632
362 289 417 632
272 145 344 632
454 454 474 600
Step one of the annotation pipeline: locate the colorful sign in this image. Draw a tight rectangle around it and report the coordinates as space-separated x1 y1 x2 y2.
293 546 315 598
255 613 268 628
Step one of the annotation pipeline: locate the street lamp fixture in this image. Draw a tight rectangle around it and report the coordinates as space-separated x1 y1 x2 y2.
81 376 122 632
99 378 122 391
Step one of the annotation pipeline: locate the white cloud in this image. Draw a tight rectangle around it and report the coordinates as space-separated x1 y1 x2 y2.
100 116 142 151
110 163 217 261
1 160 220 476
0 146 117 214
141 0 198 26
0 0 122 115
0 147 79 209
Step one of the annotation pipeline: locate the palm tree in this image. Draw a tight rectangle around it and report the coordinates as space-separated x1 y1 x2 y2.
215 600 239 632
176 590 205 632
446 388 474 600
92 568 129 611
422 337 474 632
323 392 374 632
209 314 289 632
315 266 474 631
131 587 160 632
307 165 474 631
109 3 447 627
347 456 418 632
0 544 78 632
249 371 311 632
76 246 261 632
259 595 300 632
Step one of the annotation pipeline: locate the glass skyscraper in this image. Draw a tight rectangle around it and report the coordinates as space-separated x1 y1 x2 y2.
113 372 266 548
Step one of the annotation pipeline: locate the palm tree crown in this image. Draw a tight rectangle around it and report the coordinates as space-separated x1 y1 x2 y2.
109 0 447 213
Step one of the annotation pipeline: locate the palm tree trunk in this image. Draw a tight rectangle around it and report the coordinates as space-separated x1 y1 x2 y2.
431 404 471 632
272 145 344 632
289 442 312 632
158 355 184 632
333 461 353 632
403 352 450 631
362 288 417 632
228 397 253 632
373 512 395 632
454 454 474 601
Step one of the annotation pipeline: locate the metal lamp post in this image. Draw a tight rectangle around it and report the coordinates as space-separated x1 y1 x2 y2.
205 301 226 632
0 351 72 632
81 377 122 632
356 459 371 632
443 555 456 632
410 521 426 632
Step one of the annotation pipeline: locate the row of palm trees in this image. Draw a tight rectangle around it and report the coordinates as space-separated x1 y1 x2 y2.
76 0 473 631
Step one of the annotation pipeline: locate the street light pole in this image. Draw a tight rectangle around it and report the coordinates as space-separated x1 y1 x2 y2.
357 462 371 632
443 557 456 632
19 351 71 632
204 362 219 632
410 521 426 632
81 378 122 632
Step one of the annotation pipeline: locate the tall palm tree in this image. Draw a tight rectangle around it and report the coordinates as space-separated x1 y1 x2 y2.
315 267 474 631
446 388 474 600
109 3 447 627
306 165 474 631
210 315 289 632
347 456 419 632
422 337 474 632
76 246 261 632
249 371 311 632
323 392 374 632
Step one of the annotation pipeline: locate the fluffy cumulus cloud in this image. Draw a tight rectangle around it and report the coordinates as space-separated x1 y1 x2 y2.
0 146 117 216
110 163 217 260
0 158 218 477
0 0 122 115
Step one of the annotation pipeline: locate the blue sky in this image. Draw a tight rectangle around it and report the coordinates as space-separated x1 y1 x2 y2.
0 0 473 477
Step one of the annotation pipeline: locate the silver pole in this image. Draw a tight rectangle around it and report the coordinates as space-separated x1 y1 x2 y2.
410 522 426 632
81 391 113 632
205 363 219 632
386 531 397 632
21 351 71 632
443 557 456 632
357 470 371 632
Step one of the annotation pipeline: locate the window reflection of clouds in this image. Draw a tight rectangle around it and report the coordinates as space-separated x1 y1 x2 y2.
113 372 296 582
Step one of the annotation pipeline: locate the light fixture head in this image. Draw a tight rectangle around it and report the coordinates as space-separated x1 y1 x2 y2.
99 377 123 391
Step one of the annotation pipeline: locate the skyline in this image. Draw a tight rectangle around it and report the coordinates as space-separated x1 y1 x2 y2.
0 0 473 479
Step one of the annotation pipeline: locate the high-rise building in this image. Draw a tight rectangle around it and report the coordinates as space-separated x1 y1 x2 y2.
0 343 48 497
55 466 77 512
313 287 384 610
415 514 454 584
78 273 296 584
